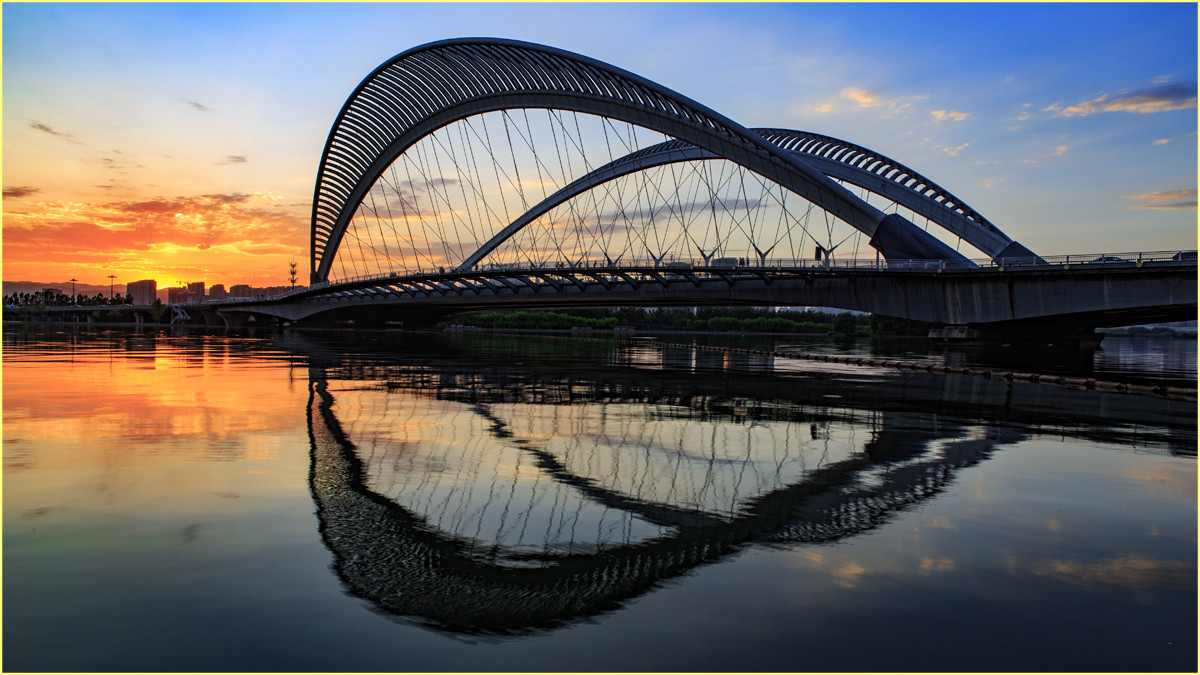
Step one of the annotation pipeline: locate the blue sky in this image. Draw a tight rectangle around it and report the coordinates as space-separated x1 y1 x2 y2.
3 2 1196 285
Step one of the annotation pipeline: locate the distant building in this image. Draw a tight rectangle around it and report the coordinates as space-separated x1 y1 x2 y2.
213 283 306 300
187 281 205 299
128 279 157 305
259 285 291 297
166 287 188 304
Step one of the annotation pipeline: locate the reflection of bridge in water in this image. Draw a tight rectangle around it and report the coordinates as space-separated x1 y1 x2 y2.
303 334 1193 636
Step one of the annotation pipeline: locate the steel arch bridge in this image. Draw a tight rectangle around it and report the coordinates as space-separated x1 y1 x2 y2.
309 37 1036 285
188 38 1194 337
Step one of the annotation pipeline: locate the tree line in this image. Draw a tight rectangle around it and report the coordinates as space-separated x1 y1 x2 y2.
4 290 134 307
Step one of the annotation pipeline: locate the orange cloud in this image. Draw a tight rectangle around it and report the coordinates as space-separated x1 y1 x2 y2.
931 109 970 122
941 142 969 156
3 192 308 287
1126 189 1197 211
842 87 884 108
1044 82 1197 117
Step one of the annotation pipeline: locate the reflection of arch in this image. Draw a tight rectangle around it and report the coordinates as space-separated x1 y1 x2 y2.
459 130 1034 269
308 365 1001 636
311 38 968 282
294 328 1194 635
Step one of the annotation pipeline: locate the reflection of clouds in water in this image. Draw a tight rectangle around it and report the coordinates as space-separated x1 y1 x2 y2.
1032 553 1196 590
1123 464 1197 498
832 562 869 588
800 551 825 566
919 557 956 574
789 551 956 588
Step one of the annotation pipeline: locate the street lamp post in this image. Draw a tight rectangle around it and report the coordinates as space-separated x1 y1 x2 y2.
108 275 116 302
70 278 77 305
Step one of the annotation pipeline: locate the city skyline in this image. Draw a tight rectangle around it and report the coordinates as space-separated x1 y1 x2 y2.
3 2 1196 288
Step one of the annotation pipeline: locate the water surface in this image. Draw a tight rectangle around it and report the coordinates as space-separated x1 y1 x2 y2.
3 326 1195 671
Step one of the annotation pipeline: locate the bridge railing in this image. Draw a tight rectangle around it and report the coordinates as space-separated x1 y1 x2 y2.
321 249 1195 279
194 250 1195 305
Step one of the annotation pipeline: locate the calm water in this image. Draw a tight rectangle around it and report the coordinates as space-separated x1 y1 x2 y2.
3 326 1196 672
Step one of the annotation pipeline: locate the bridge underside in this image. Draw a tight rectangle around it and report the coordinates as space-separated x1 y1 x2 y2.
217 265 1196 341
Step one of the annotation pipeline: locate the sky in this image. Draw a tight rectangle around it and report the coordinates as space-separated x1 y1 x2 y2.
3 2 1196 289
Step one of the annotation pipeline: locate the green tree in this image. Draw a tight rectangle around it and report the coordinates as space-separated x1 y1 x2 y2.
832 312 857 336
869 314 931 337
149 298 167 322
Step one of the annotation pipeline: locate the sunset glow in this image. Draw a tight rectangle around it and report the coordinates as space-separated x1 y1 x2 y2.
2 192 306 288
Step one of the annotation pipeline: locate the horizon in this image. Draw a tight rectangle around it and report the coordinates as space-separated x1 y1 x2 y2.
4 3 1196 288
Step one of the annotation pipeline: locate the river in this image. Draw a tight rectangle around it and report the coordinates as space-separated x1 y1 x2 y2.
2 325 1195 671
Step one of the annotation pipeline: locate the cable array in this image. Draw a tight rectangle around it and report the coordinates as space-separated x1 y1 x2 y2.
313 39 1030 282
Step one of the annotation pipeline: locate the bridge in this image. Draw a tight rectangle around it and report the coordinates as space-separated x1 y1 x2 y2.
89 39 1200 338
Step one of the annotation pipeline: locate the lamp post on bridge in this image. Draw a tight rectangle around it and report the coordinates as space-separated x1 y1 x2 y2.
70 278 77 305
108 275 116 302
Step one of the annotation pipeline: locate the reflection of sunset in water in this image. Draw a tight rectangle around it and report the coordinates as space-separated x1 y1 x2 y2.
3 341 311 516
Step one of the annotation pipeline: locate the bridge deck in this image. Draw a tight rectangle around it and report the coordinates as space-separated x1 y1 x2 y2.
187 250 1196 331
